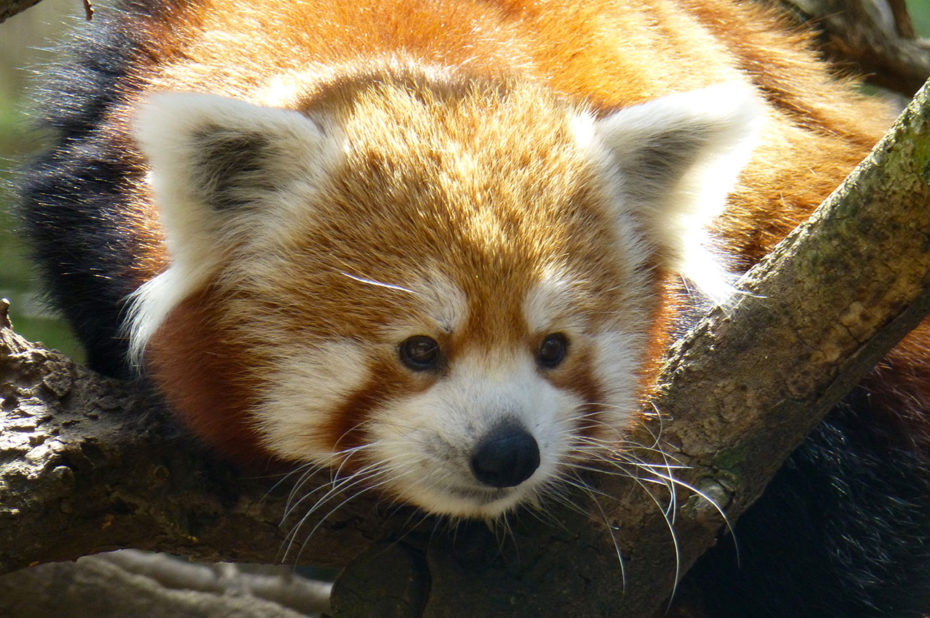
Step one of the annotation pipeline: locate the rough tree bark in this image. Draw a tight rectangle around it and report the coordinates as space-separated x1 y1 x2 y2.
2 0 930 616
0 551 332 617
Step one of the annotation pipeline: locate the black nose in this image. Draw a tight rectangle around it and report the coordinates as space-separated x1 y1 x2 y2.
470 424 540 488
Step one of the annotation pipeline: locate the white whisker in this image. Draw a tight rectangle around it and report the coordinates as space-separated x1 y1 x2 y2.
566 471 627 590
340 271 419 295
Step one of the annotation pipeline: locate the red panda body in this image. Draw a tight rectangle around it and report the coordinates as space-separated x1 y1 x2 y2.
20 0 930 615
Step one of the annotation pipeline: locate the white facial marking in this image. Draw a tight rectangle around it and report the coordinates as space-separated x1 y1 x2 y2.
418 271 468 334
378 270 468 339
525 269 574 335
366 350 582 518
589 330 643 429
258 340 369 462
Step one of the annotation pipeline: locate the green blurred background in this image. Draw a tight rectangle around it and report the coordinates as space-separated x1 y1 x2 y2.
1 0 85 361
1 0 929 367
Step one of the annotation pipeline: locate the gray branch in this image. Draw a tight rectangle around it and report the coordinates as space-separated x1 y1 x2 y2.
0 551 331 616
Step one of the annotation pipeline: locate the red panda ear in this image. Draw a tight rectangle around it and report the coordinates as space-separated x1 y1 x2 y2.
126 93 337 363
593 83 763 301
133 92 334 254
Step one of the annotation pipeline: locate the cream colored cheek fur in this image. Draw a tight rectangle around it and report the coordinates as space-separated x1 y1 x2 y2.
361 325 645 518
252 272 646 518
256 340 370 463
523 270 648 437
255 270 469 465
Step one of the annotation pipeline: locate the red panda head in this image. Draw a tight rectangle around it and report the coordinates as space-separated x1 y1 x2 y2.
130 67 760 518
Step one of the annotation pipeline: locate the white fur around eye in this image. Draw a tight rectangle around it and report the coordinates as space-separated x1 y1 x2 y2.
362 351 582 518
523 268 580 334
417 271 468 334
372 269 468 340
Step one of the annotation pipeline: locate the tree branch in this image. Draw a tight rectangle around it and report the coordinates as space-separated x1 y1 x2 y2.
0 0 92 24
0 0 41 24
0 299 400 573
0 551 331 616
766 0 930 95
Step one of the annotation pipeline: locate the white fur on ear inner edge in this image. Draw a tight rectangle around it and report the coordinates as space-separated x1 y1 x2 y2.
592 82 765 304
125 92 330 366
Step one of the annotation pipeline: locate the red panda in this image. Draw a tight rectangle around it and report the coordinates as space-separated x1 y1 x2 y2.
19 0 930 615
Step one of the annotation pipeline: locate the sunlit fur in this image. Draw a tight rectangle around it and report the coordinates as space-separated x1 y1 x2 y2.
111 0 886 523
65 0 890 525
128 75 759 518
27 1 928 612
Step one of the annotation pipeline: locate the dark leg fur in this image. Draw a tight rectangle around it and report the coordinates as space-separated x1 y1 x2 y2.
22 151 140 378
685 387 930 617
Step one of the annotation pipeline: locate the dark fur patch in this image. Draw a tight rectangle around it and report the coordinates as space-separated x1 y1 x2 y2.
683 385 930 617
16 1 167 377
190 128 277 211
19 144 144 377
615 122 720 207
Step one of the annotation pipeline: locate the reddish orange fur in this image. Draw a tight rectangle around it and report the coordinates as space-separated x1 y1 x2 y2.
147 288 270 464
548 348 609 439
324 358 432 455
116 0 913 462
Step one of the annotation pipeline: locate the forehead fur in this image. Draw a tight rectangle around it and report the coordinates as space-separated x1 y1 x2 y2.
236 72 641 346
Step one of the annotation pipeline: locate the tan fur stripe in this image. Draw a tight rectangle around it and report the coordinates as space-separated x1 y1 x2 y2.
324 359 435 456
547 347 606 440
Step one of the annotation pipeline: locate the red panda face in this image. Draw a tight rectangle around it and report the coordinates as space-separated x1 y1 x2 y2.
254 266 651 517
131 69 760 518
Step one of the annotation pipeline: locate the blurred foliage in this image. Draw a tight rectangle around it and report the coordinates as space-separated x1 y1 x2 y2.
0 0 84 362
908 0 930 37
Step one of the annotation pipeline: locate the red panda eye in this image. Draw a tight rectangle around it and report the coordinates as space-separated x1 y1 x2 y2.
537 333 569 369
399 335 442 371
